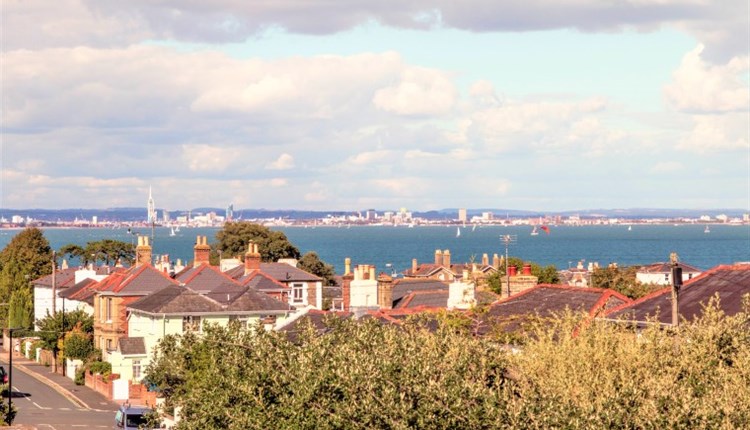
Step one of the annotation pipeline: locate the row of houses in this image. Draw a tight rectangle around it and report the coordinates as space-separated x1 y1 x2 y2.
30 236 747 399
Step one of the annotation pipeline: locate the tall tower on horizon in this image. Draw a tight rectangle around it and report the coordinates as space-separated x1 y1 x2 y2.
147 186 156 224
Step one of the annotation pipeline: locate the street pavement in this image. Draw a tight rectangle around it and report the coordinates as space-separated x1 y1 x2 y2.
1 351 120 429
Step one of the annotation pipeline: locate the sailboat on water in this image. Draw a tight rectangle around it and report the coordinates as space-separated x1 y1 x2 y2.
456 227 461 238
530 226 539 236
169 227 176 237
704 225 711 234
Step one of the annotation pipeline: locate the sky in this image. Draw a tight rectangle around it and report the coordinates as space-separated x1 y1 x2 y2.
1 0 749 212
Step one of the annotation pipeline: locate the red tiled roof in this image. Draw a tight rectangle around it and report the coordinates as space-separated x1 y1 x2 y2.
93 264 177 296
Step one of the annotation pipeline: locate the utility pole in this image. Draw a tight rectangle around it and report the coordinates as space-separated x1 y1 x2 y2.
670 252 682 328
51 251 56 317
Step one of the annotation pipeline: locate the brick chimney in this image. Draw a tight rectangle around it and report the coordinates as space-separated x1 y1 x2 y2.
377 273 394 310
482 253 489 266
342 258 353 311
244 242 261 275
443 249 451 268
412 258 418 274
193 235 211 267
522 264 532 275
135 236 152 267
434 249 442 265
492 254 500 269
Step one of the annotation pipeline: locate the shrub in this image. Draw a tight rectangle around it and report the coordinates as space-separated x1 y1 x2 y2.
74 367 86 386
88 361 112 377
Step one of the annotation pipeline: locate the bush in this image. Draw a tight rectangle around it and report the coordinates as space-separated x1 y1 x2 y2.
88 361 112 377
74 367 86 386
145 299 750 429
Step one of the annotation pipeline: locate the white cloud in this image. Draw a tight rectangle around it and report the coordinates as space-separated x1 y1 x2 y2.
373 67 457 116
664 44 750 113
266 153 295 170
6 1 747 60
677 113 750 153
182 144 236 172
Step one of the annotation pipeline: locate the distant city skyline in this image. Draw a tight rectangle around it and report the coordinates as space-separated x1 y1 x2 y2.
2 1 748 212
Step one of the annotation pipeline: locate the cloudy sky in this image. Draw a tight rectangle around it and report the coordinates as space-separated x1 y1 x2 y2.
2 0 748 212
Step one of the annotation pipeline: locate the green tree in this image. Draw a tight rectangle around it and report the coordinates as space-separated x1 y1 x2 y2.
58 243 85 264
497 257 560 284
297 252 336 285
590 265 658 299
215 221 300 263
0 227 52 326
84 239 135 266
36 309 94 371
8 288 34 330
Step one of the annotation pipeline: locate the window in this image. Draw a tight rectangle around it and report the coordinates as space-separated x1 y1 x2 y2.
664 274 670 283
229 315 248 329
182 316 202 332
291 283 305 304
106 298 113 322
106 339 113 351
132 360 141 380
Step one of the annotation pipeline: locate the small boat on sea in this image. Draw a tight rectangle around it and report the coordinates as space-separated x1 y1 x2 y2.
456 227 461 238
530 226 539 236
704 225 710 234
169 227 176 237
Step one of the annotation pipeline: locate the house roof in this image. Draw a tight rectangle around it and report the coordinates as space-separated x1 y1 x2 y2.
128 283 294 315
392 278 449 307
606 264 750 325
242 271 290 292
637 262 702 274
118 337 147 356
94 264 178 296
128 285 223 314
224 262 321 283
403 264 457 278
278 310 352 342
177 264 242 293
395 290 449 309
32 268 78 289
58 278 98 305
478 284 631 335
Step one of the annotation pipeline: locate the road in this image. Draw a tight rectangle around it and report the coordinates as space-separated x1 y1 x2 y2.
2 363 116 429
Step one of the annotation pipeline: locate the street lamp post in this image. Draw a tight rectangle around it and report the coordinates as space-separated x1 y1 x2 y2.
7 327 21 415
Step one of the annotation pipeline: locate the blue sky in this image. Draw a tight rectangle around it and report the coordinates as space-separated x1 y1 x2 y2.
2 1 748 212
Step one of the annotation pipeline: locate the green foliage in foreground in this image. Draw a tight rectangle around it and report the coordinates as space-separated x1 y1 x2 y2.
147 300 750 429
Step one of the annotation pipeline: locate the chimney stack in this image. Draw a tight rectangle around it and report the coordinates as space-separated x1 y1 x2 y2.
135 236 153 267
412 258 418 274
508 265 518 277
193 235 211 267
492 254 500 269
522 264 532 276
435 249 442 265
443 249 451 268
482 253 489 266
244 242 261 275
377 273 394 310
344 257 351 276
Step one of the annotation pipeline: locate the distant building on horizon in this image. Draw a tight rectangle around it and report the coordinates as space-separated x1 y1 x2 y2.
458 208 467 223
146 186 156 224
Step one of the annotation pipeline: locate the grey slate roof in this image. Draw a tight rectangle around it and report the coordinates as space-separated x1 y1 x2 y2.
128 285 223 314
118 337 147 356
607 264 750 325
258 263 322 282
58 278 98 305
478 285 630 335
279 310 352 342
392 279 449 307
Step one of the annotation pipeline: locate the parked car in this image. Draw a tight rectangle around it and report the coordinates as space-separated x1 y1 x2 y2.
114 403 156 429
0 366 8 395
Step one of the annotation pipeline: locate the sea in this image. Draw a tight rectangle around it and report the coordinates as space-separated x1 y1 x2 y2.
1 224 749 274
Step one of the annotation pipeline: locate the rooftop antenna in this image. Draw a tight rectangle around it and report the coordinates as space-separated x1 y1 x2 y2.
501 234 517 297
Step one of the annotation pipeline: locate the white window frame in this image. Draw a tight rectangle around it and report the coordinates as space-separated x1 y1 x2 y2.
291 283 305 305
132 360 142 380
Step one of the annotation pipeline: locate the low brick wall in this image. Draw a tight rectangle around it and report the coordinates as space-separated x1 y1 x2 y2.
128 383 158 407
85 372 119 399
